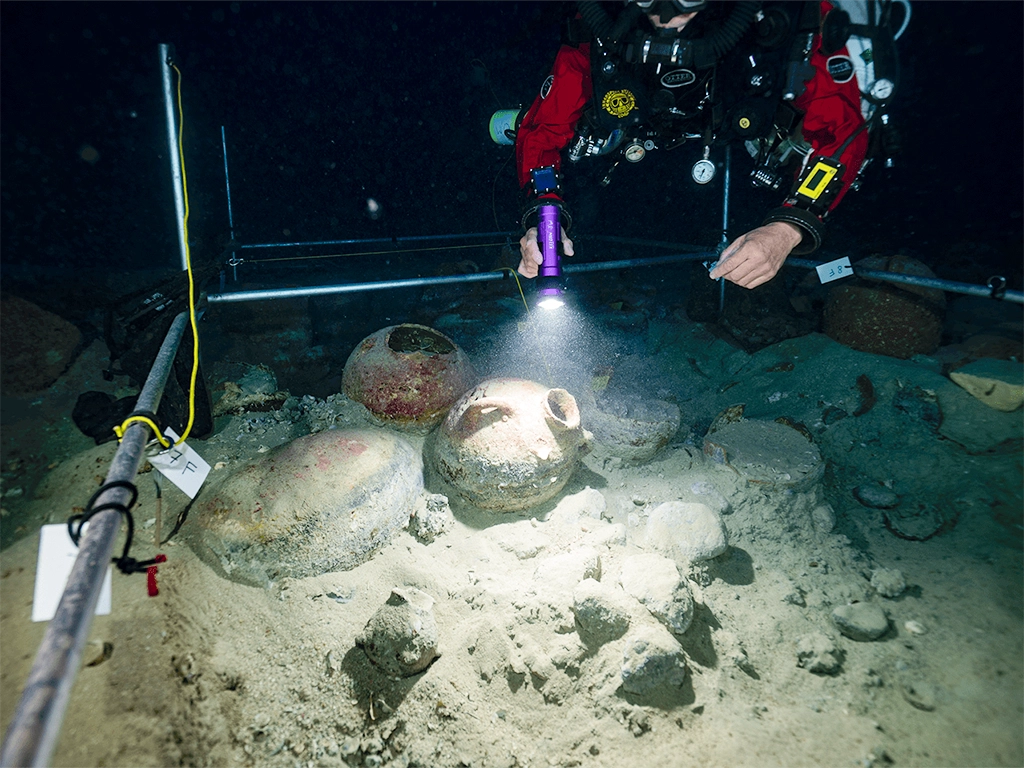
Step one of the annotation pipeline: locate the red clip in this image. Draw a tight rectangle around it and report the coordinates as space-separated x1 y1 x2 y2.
147 554 168 597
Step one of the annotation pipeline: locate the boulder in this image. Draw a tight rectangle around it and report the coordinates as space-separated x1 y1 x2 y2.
641 502 727 566
853 484 900 509
823 254 946 359
832 602 890 641
870 568 907 599
0 295 81 394
620 625 688 695
572 579 632 645
619 553 694 635
795 632 842 674
581 389 680 465
356 587 440 678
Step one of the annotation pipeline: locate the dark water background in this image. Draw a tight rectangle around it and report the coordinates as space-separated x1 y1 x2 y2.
1 1 1021 290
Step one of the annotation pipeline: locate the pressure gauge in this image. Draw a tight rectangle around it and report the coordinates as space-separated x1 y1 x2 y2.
692 158 716 184
625 143 646 163
870 78 894 101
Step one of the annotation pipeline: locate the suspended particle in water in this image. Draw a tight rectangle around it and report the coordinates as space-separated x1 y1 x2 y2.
366 198 382 221
79 144 100 164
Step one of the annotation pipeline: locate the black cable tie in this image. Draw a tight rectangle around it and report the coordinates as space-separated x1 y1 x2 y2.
114 555 161 575
988 276 1007 300
68 480 139 545
68 480 142 577
126 409 164 437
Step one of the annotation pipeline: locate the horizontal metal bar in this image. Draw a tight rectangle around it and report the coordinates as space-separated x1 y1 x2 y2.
239 231 515 250
206 271 509 303
238 233 710 252
209 249 1021 305
788 258 1024 304
206 252 721 304
577 234 708 251
564 252 715 274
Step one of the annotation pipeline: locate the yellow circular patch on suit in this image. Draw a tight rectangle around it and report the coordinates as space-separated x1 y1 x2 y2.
739 117 751 129
601 89 636 119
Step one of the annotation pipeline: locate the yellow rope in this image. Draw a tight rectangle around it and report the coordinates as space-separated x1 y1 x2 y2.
172 63 200 446
115 60 199 449
114 416 171 449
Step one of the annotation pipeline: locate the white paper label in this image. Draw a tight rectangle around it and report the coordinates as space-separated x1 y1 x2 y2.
147 428 210 499
816 256 853 284
33 523 112 622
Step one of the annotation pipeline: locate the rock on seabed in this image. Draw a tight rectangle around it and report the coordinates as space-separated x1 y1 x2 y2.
832 602 890 641
641 501 727 565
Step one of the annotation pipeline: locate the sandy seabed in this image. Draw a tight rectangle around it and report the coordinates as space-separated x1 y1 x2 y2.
1 305 1022 768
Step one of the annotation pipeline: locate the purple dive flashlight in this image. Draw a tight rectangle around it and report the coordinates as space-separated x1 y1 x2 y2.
537 204 565 309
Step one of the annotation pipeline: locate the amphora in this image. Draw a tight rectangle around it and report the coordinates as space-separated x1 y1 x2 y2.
431 378 589 511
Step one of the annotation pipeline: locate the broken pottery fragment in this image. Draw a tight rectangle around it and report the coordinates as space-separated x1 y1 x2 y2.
949 359 1023 412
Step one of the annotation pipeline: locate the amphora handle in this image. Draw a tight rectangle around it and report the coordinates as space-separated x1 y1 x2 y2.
543 388 580 432
453 397 516 439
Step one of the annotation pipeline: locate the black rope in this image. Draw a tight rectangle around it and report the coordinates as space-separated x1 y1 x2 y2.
67 480 161 575
125 408 161 427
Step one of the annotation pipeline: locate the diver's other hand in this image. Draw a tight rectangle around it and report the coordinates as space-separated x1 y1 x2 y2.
709 221 802 289
517 227 574 278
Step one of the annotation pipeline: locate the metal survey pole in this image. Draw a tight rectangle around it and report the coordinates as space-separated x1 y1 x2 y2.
220 126 236 245
785 259 1024 304
0 312 190 768
718 145 731 314
203 252 719 304
207 271 509 303
160 44 188 271
221 125 242 284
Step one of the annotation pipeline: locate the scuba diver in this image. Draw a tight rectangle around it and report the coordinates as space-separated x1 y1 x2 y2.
512 0 904 289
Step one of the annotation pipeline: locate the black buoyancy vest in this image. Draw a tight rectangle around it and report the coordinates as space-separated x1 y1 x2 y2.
586 2 804 146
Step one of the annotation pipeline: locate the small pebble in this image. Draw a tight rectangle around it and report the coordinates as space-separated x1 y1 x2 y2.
811 503 836 533
904 620 927 635
832 602 890 641
901 679 938 711
853 484 900 509
83 638 113 667
870 568 906 598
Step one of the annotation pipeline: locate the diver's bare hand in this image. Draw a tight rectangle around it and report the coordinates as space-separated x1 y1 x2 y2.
709 221 802 289
517 227 575 278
